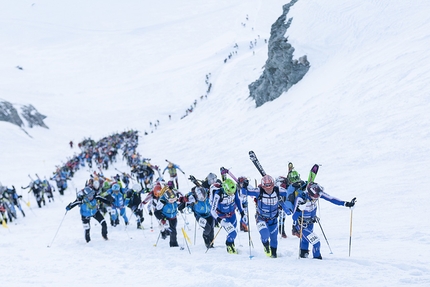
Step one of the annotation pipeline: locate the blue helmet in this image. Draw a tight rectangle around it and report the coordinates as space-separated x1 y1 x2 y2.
83 187 96 200
112 183 120 192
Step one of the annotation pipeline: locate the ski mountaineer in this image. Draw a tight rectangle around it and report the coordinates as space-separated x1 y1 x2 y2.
293 182 356 259
154 183 183 247
107 183 129 226
4 185 25 217
211 177 245 254
162 161 185 189
124 183 145 229
240 175 292 258
65 186 113 242
179 186 215 248
188 172 221 204
275 162 302 238
23 179 45 208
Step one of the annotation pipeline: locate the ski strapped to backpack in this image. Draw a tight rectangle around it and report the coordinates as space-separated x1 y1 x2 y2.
249 151 266 176
307 164 320 183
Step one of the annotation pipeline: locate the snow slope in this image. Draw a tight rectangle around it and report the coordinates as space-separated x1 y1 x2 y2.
1 0 430 286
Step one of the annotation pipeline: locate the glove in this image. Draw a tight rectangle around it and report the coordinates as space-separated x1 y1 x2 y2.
65 204 71 211
182 171 185 174
220 167 229 175
345 197 357 208
18 195 23 199
239 177 249 188
216 217 223 224
178 202 186 212
148 210 153 216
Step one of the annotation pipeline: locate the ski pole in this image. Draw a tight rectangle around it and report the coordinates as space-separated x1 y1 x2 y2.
349 208 354 257
180 211 191 231
47 211 68 248
205 227 222 253
194 218 197 245
315 217 333 254
181 227 192 254
153 231 162 247
298 209 304 259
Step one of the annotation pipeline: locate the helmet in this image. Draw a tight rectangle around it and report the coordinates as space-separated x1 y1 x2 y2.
261 175 274 193
205 173 217 185
195 187 207 201
83 187 96 200
92 180 100 190
307 183 323 200
152 183 162 197
288 170 301 183
164 189 177 203
112 183 120 192
132 183 142 193
222 178 236 196
103 181 111 190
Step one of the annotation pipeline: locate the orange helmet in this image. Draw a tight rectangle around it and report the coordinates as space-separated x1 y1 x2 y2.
152 183 162 197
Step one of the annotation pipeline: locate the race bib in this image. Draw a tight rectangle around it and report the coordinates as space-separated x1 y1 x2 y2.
222 221 235 234
198 217 207 228
256 221 267 231
306 232 320 245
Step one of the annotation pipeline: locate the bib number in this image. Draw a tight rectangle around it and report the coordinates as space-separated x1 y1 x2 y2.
306 232 320 245
198 217 207 228
256 221 267 232
222 221 235 234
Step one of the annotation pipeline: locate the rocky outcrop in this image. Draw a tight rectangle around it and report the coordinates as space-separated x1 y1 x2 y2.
249 0 310 107
0 100 48 129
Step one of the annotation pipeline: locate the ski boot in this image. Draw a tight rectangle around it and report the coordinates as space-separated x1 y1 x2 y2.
300 249 309 258
263 241 271 257
226 241 237 254
270 247 277 258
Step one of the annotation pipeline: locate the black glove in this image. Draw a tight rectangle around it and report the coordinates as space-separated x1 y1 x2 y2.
178 202 186 212
148 210 153 216
344 197 357 208
216 217 223 224
65 204 72 211
240 211 245 218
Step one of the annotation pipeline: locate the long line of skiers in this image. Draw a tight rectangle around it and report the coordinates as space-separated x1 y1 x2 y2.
2 129 357 260
0 130 139 227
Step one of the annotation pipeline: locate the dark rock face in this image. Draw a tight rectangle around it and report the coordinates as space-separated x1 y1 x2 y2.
0 101 24 127
20 104 48 128
249 0 310 107
0 100 48 129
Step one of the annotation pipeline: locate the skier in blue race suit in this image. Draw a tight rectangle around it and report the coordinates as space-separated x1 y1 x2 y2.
108 183 129 227
211 178 245 254
240 174 292 258
66 186 113 242
292 182 356 259
154 184 183 247
179 186 214 248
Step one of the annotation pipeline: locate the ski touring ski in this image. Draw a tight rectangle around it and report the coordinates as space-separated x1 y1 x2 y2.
249 151 266 176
